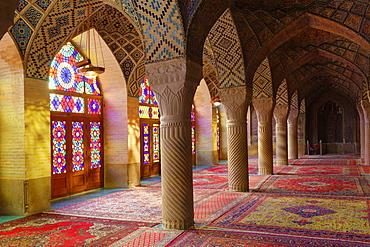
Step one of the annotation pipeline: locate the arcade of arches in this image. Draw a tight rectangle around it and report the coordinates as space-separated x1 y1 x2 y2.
0 0 369 230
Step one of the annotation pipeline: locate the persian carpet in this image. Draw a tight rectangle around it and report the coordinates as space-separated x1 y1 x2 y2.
51 187 218 222
168 228 370 247
143 175 229 190
208 193 370 243
292 158 356 166
257 175 370 196
192 175 229 189
249 175 270 189
108 227 182 247
194 191 250 224
51 187 163 222
0 213 154 246
193 165 228 175
277 165 360 176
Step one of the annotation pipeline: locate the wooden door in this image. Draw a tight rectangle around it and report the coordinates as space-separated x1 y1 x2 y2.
51 115 103 198
140 120 160 178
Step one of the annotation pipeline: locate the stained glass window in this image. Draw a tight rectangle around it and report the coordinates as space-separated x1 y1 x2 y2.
139 105 151 119
139 77 158 105
90 122 101 169
52 120 67 174
50 94 85 113
151 106 160 119
49 42 84 93
72 121 84 171
85 77 101 96
88 99 102 114
142 124 150 164
153 124 160 162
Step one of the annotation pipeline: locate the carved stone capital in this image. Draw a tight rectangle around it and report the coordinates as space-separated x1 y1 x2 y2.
156 85 195 120
287 108 299 124
252 97 275 124
145 57 202 93
219 87 252 121
273 104 289 124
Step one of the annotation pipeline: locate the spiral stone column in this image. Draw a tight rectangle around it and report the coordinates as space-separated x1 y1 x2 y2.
357 103 365 158
252 98 275 175
288 108 299 159
146 58 202 230
273 105 289 165
361 100 370 165
219 87 251 192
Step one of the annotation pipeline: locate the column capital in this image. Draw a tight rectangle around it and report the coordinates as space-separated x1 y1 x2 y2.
273 104 289 124
287 108 299 124
146 57 202 94
252 97 275 123
219 86 252 121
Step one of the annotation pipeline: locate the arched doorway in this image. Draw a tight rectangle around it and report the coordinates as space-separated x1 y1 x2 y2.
49 42 104 198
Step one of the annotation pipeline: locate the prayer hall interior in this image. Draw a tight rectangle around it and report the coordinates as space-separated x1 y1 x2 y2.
1 0 370 245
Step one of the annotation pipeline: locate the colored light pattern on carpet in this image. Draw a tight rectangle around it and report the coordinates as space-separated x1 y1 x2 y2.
109 228 182 247
51 187 217 222
0 213 153 246
168 229 370 247
209 194 370 242
278 165 360 176
194 192 249 223
257 175 370 196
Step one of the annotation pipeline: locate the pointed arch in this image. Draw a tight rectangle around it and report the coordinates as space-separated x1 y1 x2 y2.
253 57 273 98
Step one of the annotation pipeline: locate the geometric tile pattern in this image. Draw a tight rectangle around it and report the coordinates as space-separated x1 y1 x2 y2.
11 0 52 58
10 18 33 56
290 90 298 109
253 57 273 98
25 0 105 79
276 79 288 105
23 6 43 28
88 5 144 97
300 98 306 113
203 39 219 99
120 0 141 32
135 0 185 62
208 9 245 88
128 59 145 97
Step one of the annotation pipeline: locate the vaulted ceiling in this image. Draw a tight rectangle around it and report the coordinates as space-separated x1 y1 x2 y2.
1 0 369 107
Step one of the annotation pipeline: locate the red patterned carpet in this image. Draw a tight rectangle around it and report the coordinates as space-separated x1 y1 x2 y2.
0 213 154 246
2 155 370 246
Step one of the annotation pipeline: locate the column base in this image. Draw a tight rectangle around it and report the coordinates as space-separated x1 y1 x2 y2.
228 183 249 192
162 219 194 230
275 159 288 166
259 168 273 175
